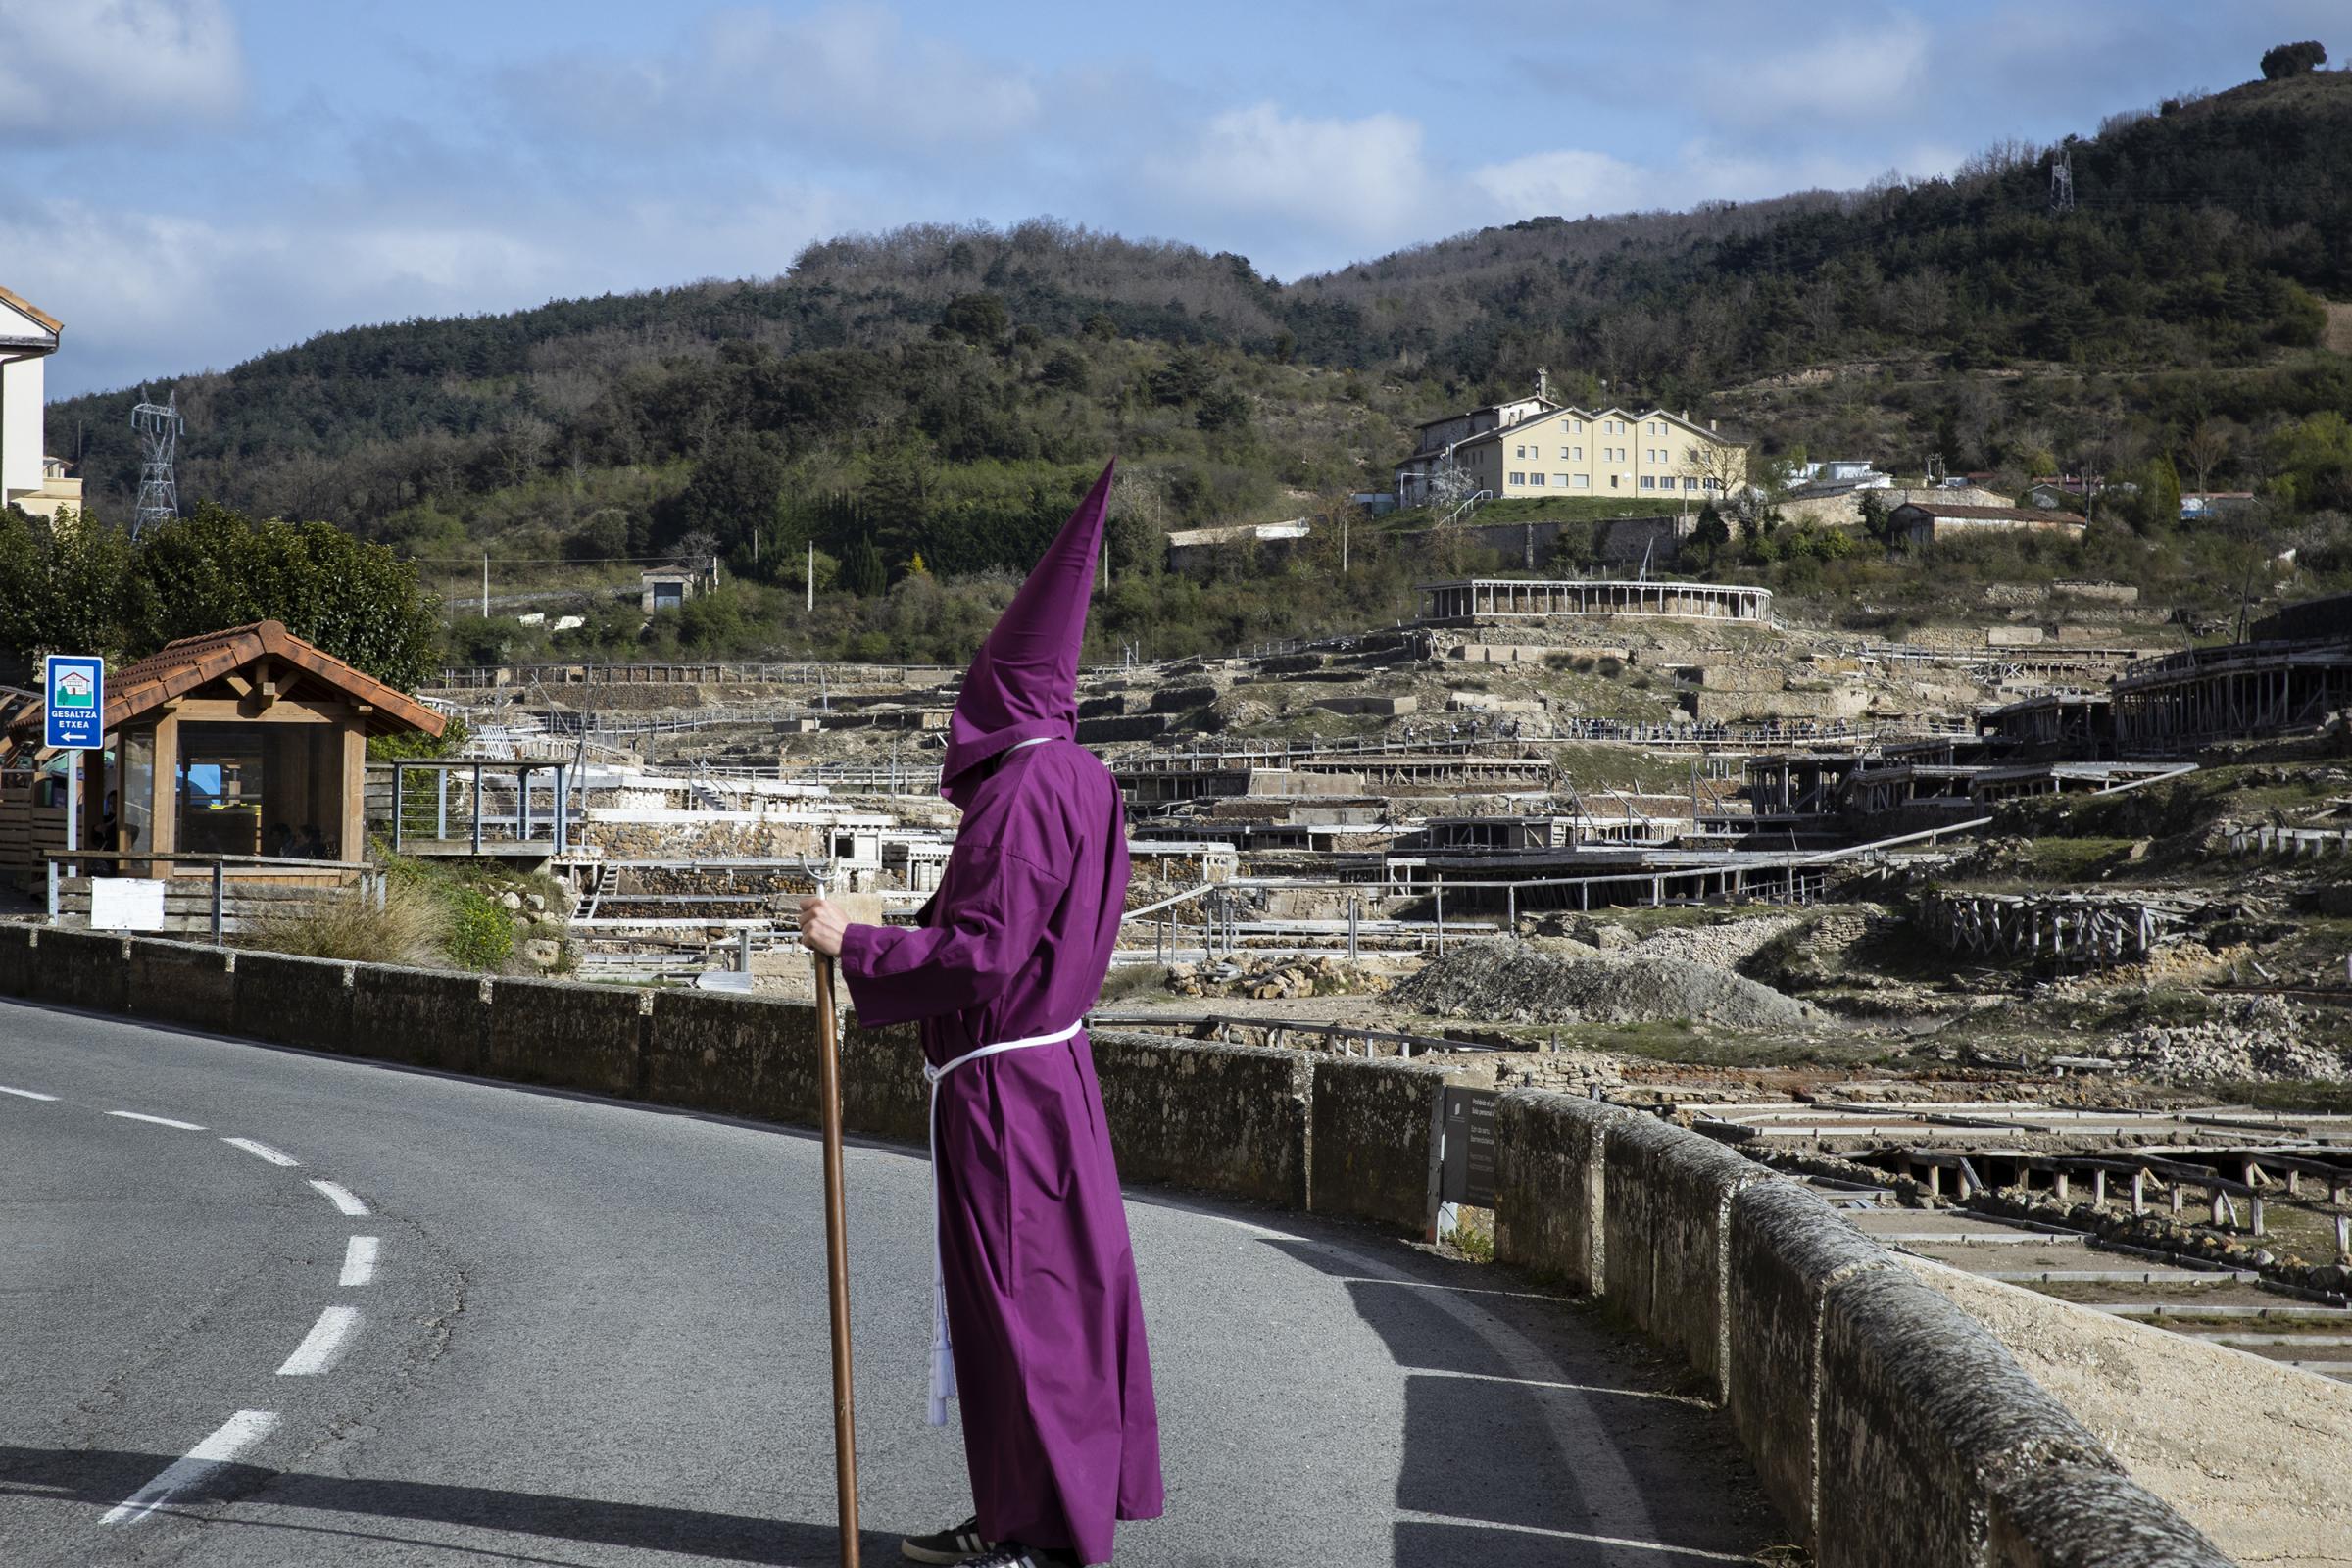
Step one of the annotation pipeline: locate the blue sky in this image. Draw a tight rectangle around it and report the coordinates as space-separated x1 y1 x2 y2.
3 0 2343 396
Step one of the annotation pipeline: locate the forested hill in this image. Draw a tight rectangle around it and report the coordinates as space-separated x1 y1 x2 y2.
44 63 2352 575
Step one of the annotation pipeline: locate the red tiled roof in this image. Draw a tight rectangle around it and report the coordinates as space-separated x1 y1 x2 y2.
8 621 445 744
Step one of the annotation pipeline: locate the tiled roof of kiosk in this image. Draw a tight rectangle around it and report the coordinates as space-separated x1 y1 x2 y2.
8 620 446 743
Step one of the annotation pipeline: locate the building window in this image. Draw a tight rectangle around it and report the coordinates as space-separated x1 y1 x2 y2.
1684 477 1698 490
1572 474 1590 489
1508 471 1525 486
1572 446 1584 460
1640 476 1654 489
1529 472 1545 486
1609 475 1620 489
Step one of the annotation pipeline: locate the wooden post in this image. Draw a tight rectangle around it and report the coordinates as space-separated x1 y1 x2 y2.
2131 1169 2146 1215
809 951 861 1567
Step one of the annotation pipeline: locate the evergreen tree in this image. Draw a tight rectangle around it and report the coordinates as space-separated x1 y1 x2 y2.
840 536 888 598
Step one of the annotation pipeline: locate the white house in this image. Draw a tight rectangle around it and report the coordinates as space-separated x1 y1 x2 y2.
0 285 63 514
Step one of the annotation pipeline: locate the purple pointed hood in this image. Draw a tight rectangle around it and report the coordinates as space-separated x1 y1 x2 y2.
940 460 1113 805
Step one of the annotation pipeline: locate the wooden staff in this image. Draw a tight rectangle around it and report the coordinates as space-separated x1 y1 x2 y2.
811 946 861 1566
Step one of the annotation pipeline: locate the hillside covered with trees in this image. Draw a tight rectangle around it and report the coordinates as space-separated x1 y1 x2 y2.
29 58 2352 665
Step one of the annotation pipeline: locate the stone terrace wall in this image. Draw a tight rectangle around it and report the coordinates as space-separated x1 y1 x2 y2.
0 925 2239 1566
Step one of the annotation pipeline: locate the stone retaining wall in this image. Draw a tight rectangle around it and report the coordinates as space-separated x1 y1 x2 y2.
0 930 2237 1566
1494 1089 2232 1567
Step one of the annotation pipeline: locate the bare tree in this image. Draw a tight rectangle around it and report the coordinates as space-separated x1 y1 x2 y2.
1426 458 1478 514
2181 418 2234 495
1685 438 1751 512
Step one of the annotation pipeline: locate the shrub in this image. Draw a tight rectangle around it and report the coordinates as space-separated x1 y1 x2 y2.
241 883 441 965
445 888 516 970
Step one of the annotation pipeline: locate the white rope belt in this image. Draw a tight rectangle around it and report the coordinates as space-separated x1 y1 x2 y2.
920 1017 1086 1426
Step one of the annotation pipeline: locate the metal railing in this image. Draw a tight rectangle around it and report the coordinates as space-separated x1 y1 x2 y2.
42 850 386 945
380 760 576 855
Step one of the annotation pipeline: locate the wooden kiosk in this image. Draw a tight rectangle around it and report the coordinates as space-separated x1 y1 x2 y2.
1 619 445 882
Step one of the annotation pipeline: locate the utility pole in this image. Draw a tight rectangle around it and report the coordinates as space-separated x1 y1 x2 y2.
807 541 815 612
481 553 489 617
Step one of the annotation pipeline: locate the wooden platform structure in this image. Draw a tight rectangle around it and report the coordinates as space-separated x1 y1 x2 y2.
1418 577 1773 625
2113 637 2352 756
1917 889 2194 971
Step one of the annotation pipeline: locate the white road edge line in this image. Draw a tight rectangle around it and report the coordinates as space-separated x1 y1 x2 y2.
222 1137 300 1168
0 1084 60 1102
308 1179 369 1217
106 1111 208 1131
1394 1509 1754 1562
339 1236 379 1288
276 1305 362 1376
101 1409 279 1525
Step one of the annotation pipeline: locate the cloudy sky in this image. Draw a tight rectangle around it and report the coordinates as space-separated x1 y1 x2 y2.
3 0 2341 395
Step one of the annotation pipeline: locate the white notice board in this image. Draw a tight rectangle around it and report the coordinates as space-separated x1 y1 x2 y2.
90 877 168 932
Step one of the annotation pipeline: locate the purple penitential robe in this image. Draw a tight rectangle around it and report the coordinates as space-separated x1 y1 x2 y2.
837 462 1163 1566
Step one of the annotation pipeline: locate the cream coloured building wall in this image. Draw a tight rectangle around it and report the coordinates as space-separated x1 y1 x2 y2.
1455 406 1744 504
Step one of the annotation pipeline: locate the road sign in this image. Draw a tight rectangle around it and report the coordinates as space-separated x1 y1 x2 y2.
43 655 104 751
1439 1087 1498 1208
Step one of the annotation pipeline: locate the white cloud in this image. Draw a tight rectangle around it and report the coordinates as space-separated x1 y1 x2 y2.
1149 102 1437 245
1704 13 1933 127
0 0 243 136
1470 148 1653 220
18 178 867 396
500 4 1041 155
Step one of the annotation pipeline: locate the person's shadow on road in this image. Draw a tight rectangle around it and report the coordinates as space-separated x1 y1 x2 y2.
0 1445 883 1567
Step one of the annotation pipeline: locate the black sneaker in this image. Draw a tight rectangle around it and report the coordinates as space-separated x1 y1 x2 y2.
956 1548 1078 1568
901 1516 993 1565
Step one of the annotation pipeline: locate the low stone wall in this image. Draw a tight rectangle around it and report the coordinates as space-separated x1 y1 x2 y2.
1308 1055 1456 1232
0 930 2240 1564
1909 1259 2352 1567
1093 1033 1309 1208
351 964 491 1074
125 939 238 1035
642 990 816 1124
1494 1088 2233 1568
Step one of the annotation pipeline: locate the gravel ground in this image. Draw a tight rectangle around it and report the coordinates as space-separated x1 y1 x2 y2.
1394 939 1816 1030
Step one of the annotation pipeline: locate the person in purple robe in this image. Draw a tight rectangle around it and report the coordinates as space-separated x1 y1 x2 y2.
799 462 1162 1568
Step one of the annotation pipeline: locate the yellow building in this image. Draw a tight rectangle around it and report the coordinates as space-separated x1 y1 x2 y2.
1397 396 1745 507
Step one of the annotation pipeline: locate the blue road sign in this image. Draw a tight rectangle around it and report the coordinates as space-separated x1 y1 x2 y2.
43 655 104 751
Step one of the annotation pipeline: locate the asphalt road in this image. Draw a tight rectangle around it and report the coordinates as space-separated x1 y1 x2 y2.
0 997 1778 1566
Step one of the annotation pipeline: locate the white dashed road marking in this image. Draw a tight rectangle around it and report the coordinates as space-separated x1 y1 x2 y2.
221 1137 299 1168
276 1305 362 1376
101 1409 279 1525
0 1084 59 1101
338 1236 379 1288
307 1180 369 1217
106 1111 207 1131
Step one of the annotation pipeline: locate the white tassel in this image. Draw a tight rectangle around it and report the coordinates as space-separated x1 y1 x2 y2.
921 1021 1082 1428
928 1277 957 1427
